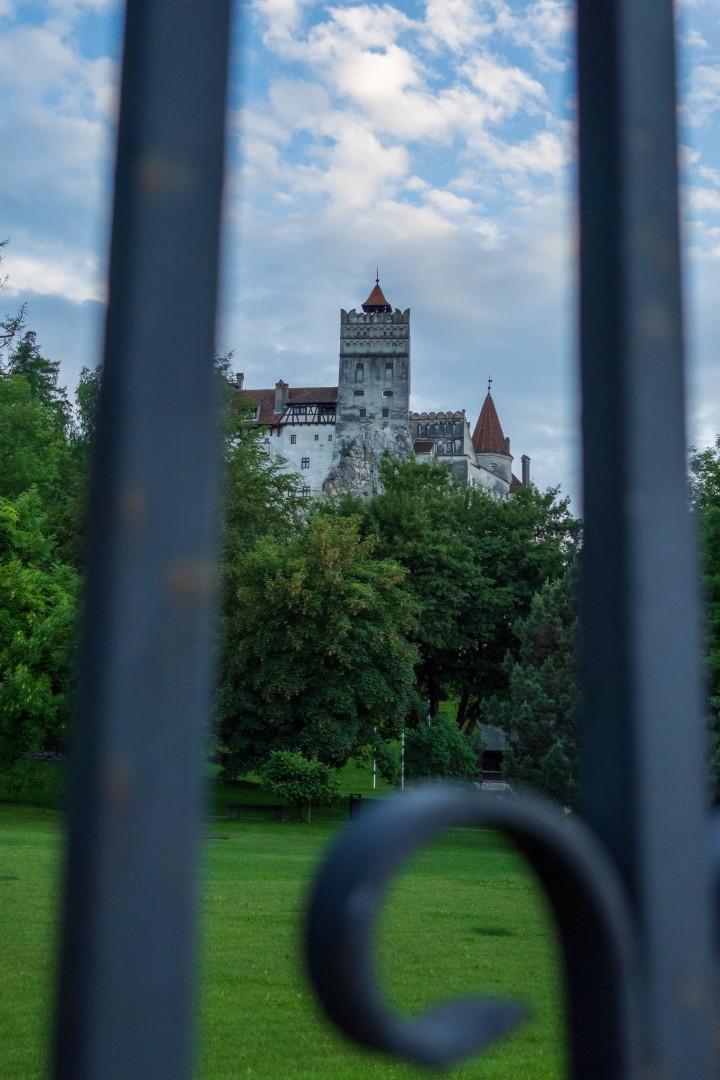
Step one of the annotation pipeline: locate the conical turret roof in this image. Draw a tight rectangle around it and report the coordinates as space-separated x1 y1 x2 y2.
362 275 391 313
472 392 510 456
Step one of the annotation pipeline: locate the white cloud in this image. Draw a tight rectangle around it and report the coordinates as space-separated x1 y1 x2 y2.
422 0 494 54
463 53 547 116
252 0 318 48
681 62 720 127
493 0 572 70
317 125 410 207
686 185 720 213
4 249 105 304
681 28 709 48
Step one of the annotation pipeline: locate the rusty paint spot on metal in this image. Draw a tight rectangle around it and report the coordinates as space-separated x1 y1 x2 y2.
137 154 199 197
640 304 672 340
164 557 216 602
104 754 134 805
119 487 147 531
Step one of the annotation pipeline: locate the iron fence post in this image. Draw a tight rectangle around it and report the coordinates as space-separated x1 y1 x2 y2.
577 0 716 1074
53 3 231 1078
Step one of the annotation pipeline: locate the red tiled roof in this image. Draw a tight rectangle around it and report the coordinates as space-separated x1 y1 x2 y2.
472 393 509 456
288 386 337 404
510 473 523 492
413 440 435 454
362 282 391 312
235 386 337 426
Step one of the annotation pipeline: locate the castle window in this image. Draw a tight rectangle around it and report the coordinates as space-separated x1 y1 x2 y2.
292 405 307 415
491 463 497 471
382 408 389 418
354 389 364 396
356 363 364 382
384 362 393 383
290 434 297 444
301 485 311 496
382 389 393 397
446 441 454 454
328 435 332 441
314 433 319 441
301 457 310 469
359 409 367 418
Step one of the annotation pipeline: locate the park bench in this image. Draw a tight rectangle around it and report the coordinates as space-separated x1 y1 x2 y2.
226 803 284 822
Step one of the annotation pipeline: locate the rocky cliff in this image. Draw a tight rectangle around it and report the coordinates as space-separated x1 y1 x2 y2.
323 423 413 498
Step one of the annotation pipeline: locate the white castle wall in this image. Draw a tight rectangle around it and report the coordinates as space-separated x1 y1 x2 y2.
262 422 334 495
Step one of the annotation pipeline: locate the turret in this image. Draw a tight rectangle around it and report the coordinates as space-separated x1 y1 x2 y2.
472 389 513 485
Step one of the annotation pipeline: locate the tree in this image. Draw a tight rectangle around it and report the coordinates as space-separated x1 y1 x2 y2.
328 457 580 725
493 569 580 807
689 439 720 797
0 333 91 565
404 713 480 782
0 489 79 769
0 374 69 502
0 239 26 361
5 330 71 432
690 439 720 697
217 514 421 776
259 750 340 822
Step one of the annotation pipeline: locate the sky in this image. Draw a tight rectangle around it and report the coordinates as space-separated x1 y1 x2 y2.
1 0 720 507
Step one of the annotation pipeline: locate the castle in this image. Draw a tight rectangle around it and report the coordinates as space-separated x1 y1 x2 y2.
234 277 531 498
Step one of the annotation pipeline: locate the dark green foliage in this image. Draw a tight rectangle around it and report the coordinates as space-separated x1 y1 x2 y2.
373 738 402 786
326 457 580 724
689 439 720 797
404 713 480 782
0 296 84 767
6 331 71 432
259 749 340 821
0 490 79 768
73 364 102 449
218 514 422 775
494 570 579 807
0 335 91 568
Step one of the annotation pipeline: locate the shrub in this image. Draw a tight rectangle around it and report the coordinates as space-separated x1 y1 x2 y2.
259 750 340 822
404 714 479 782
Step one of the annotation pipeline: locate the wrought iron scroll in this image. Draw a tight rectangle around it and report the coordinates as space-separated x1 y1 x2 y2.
306 785 640 1077
53 4 230 1080
305 0 718 1077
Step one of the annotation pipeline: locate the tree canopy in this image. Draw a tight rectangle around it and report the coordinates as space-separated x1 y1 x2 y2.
0 489 79 768
493 568 579 807
218 514 421 776
326 457 580 725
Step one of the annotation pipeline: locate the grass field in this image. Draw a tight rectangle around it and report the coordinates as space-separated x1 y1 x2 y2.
0 777 566 1080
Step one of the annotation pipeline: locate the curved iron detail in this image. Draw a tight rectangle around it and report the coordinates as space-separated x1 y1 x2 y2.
305 784 640 1076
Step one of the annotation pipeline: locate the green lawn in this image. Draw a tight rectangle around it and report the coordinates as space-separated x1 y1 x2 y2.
0 799 566 1080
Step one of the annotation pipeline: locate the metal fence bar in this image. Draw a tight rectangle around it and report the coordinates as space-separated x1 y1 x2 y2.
53 3 230 1078
577 0 715 1074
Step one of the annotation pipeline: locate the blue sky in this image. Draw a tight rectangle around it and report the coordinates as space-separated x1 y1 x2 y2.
1 0 720 505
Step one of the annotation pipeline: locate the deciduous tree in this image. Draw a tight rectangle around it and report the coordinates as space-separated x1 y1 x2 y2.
0 490 79 769
218 515 421 775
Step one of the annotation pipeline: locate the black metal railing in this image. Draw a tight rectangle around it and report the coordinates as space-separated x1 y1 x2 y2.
50 1 716 1078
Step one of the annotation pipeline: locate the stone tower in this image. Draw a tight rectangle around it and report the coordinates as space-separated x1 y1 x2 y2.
333 275 411 454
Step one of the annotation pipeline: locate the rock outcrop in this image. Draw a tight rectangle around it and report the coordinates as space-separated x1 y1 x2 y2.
323 423 413 498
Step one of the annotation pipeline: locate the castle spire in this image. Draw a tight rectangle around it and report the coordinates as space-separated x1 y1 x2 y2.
472 389 509 456
362 274 391 313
